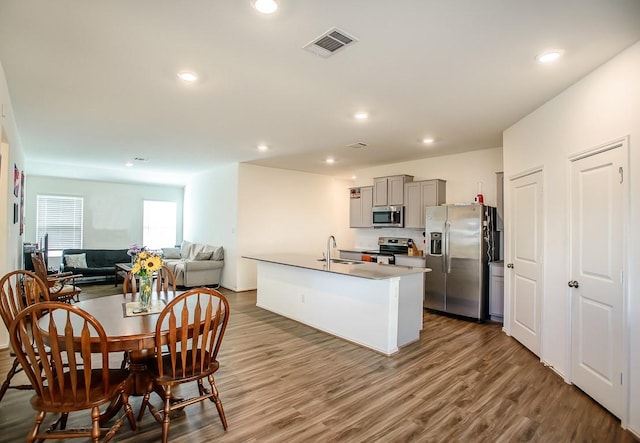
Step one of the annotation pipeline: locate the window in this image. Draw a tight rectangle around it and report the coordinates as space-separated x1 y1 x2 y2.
143 200 177 249
36 195 84 251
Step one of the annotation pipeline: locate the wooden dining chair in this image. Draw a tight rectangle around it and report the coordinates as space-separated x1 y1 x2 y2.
31 251 82 303
137 287 230 442
154 265 177 298
10 301 137 443
0 270 50 403
122 270 138 297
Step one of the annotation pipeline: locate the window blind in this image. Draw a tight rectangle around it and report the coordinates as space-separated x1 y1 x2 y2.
36 195 84 250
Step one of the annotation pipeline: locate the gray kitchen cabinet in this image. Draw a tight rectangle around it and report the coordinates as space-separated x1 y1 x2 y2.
349 186 373 228
373 175 413 206
489 261 504 322
404 179 446 228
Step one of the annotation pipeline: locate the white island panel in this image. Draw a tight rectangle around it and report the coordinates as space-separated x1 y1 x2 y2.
255 260 423 355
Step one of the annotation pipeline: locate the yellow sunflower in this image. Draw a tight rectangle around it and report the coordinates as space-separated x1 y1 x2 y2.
131 262 142 274
145 255 162 273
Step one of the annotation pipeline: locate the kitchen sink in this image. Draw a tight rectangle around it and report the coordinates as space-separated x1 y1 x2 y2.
317 258 363 265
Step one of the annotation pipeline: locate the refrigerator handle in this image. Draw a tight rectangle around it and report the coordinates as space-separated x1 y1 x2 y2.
445 220 451 273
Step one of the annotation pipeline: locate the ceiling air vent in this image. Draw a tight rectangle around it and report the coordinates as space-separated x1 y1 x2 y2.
303 27 358 58
347 142 367 149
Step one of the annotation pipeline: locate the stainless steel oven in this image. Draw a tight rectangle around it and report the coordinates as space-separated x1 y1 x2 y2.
377 237 413 264
372 206 404 228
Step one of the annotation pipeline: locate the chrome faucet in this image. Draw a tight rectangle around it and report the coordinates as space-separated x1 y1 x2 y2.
326 235 337 264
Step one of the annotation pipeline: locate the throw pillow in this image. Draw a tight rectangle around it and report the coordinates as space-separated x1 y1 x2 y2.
65 253 87 268
180 240 193 259
210 246 224 261
195 251 213 261
162 247 181 259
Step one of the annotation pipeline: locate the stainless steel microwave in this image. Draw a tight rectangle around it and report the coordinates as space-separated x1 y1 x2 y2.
372 206 404 228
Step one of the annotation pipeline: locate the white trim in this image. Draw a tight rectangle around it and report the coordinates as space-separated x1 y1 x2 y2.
508 165 543 182
568 136 627 162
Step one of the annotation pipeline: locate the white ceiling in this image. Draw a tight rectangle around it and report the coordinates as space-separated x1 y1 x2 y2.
1 0 639 186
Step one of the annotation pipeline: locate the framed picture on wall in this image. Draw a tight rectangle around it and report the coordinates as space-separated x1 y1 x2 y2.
20 171 25 234
13 164 19 197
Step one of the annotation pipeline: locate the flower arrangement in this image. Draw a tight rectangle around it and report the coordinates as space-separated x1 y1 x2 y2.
127 244 163 311
127 244 163 277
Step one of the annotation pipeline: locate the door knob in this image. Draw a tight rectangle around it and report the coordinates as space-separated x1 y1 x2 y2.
506 263 514 268
568 280 580 288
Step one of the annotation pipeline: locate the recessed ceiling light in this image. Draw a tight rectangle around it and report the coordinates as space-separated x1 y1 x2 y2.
351 175 357 180
125 162 133 167
354 112 368 120
177 71 198 82
326 157 335 164
536 50 563 63
257 144 269 152
422 137 435 144
252 0 278 14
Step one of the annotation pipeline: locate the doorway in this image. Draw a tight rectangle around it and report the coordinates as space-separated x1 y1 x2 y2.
569 139 627 419
508 169 543 356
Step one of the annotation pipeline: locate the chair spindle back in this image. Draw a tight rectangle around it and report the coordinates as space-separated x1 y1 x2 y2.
155 288 229 379
123 271 138 296
0 270 49 329
10 302 111 406
154 265 176 298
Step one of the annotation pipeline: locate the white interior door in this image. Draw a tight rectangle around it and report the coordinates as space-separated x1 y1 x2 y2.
569 142 626 419
508 170 543 356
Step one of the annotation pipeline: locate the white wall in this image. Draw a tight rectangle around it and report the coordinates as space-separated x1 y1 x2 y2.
352 147 504 253
183 164 239 290
503 41 640 433
183 163 353 291
237 164 353 291
0 59 27 348
25 176 184 267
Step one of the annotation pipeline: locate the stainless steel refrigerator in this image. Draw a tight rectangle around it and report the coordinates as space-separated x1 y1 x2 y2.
424 204 497 320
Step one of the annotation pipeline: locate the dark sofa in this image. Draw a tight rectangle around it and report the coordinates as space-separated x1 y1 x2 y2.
61 249 130 281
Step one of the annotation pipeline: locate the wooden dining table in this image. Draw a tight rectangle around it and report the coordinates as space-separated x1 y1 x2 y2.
40 292 180 425
73 292 169 352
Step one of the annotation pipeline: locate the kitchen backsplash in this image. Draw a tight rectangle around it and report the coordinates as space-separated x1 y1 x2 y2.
353 228 426 253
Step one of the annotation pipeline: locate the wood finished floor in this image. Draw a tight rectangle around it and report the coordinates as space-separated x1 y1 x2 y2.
0 283 636 442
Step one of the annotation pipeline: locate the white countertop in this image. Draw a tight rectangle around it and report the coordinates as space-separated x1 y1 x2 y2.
244 253 430 280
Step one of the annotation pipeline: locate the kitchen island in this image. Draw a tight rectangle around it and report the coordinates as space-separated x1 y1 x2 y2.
244 253 430 355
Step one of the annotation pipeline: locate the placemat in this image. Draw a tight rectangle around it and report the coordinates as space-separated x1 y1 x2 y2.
122 300 166 317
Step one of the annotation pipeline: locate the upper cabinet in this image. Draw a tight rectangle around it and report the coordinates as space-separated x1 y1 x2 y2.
404 179 446 228
349 186 373 228
373 175 413 206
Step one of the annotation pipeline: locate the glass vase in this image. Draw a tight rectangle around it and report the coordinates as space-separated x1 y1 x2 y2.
139 274 152 312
